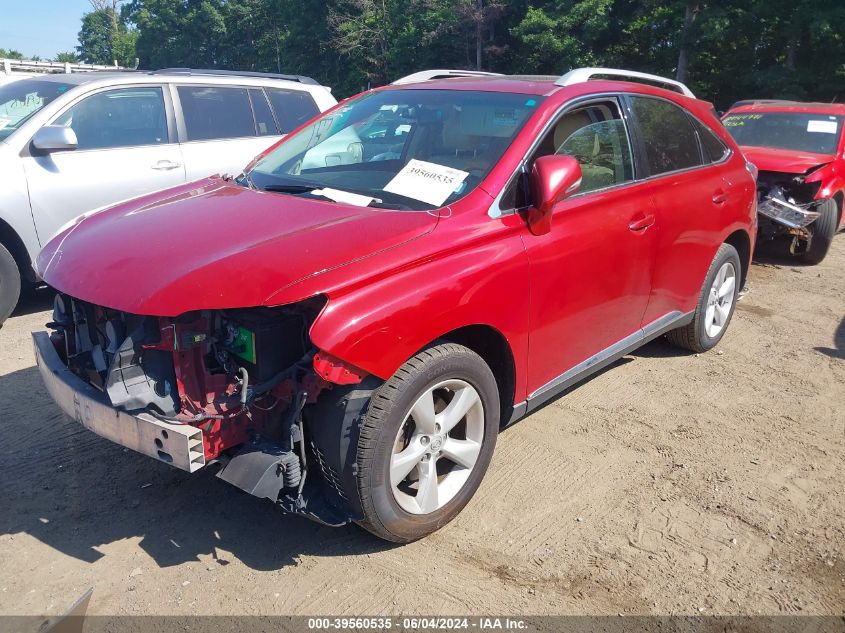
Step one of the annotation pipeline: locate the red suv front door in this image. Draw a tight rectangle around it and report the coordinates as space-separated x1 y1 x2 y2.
518 98 657 403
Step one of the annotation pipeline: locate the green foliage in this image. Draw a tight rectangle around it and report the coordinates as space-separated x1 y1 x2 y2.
54 51 81 63
77 6 137 66
0 48 25 60
124 0 228 68
511 0 614 72
94 0 845 106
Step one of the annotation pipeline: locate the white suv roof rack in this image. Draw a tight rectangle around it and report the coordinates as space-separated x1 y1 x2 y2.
556 67 695 98
2 57 131 75
392 69 504 85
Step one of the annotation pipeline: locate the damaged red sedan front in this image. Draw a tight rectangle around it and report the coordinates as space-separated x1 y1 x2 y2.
723 102 845 264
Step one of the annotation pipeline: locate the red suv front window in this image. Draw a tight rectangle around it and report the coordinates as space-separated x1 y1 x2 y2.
247 89 543 210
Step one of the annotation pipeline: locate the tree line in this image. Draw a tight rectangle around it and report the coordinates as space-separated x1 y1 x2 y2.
8 1 845 108
0 48 79 63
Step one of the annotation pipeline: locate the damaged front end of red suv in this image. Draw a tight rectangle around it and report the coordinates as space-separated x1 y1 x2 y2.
38 293 370 524
31 175 437 527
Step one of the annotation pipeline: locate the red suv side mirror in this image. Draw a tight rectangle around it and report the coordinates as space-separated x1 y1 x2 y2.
526 155 582 235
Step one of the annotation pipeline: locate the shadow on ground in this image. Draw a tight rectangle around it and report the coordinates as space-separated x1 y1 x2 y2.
502 335 693 428
629 336 692 359
0 365 393 572
11 285 55 319
750 239 819 269
532 337 692 409
815 316 845 360
0 333 705 569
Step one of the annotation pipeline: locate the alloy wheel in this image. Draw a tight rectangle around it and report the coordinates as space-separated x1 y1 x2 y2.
389 379 485 515
704 261 736 338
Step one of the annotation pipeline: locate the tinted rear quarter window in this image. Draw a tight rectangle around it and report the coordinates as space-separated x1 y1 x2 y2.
178 85 255 141
630 96 702 175
266 88 319 133
249 88 279 136
693 118 730 163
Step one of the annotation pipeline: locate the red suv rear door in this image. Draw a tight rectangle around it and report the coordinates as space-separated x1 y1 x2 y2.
625 95 739 323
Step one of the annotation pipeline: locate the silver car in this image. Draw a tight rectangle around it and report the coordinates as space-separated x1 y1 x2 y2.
0 69 337 323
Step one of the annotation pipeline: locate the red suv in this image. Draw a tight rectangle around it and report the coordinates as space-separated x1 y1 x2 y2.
33 68 756 542
723 101 845 264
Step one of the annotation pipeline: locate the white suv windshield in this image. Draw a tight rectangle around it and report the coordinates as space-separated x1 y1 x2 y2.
246 89 542 210
0 79 73 141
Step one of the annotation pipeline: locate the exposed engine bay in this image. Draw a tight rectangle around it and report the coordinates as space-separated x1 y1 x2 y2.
46 293 370 525
756 169 824 254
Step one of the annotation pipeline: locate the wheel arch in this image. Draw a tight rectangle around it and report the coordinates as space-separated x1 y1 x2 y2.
436 324 517 428
724 229 751 289
306 232 531 411
0 216 36 283
833 190 844 229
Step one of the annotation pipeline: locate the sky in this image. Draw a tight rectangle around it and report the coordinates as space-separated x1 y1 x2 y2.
0 0 94 59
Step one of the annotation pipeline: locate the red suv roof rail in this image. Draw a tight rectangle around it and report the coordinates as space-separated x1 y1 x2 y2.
556 67 695 98
391 69 504 85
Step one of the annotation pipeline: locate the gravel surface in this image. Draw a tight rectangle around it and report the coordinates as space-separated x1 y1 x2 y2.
1 240 843 617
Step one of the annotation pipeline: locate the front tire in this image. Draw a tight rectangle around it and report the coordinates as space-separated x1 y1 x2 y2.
355 343 499 542
800 198 837 265
667 243 741 353
0 243 22 326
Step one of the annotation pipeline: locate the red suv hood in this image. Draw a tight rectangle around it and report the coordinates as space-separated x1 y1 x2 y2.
37 177 437 315
740 145 834 175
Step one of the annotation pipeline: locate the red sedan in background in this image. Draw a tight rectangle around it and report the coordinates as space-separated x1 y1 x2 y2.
723 101 845 264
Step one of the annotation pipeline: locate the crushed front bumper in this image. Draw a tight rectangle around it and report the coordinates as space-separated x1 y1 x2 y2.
758 197 820 229
32 331 206 472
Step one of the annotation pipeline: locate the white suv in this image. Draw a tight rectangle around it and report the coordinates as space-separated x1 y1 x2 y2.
0 68 337 323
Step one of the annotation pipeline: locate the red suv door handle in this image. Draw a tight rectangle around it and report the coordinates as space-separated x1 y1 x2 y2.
712 190 729 204
628 213 656 232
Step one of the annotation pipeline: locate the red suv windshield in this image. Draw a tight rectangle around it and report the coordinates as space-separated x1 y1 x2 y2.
248 89 543 210
723 111 842 155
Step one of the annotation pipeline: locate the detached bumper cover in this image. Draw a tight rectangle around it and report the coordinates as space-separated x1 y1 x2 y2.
32 331 206 472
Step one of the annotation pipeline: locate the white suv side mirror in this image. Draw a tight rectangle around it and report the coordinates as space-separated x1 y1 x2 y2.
32 126 78 151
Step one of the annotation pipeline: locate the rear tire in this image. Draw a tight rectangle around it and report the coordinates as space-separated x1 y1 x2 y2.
667 243 741 353
800 198 837 265
355 343 499 542
0 243 22 326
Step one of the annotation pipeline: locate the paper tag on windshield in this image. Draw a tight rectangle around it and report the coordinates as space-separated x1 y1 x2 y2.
311 187 379 207
384 159 469 207
0 118 10 130
807 120 837 134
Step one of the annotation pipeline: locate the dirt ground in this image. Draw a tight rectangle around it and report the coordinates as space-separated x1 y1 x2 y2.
0 240 843 619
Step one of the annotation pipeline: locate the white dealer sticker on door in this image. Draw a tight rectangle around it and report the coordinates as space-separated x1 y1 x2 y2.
807 120 838 134
384 159 469 207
